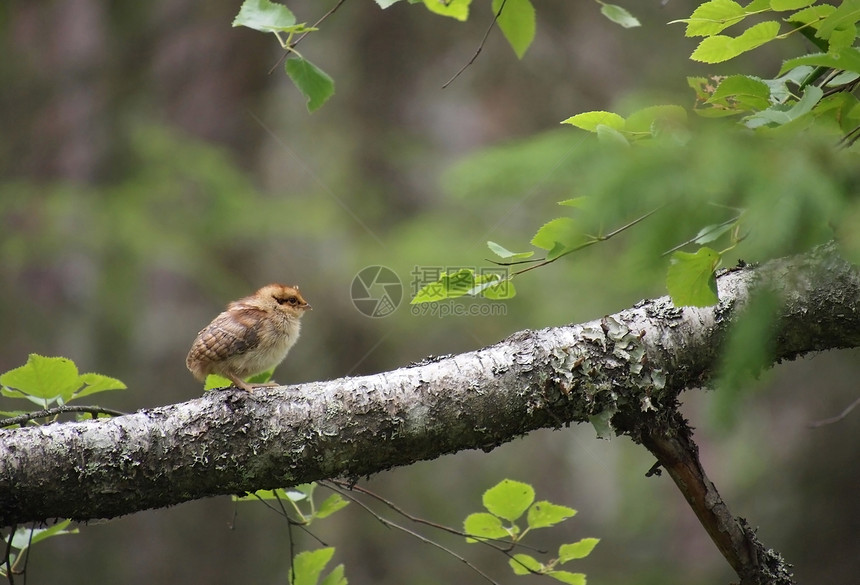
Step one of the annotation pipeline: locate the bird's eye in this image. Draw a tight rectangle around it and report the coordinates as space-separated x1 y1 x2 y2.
275 295 299 305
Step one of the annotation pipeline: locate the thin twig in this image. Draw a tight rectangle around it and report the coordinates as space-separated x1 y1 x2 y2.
268 0 350 75
325 480 545 554
511 205 665 275
808 396 860 428
20 528 33 585
250 493 328 547
838 123 860 149
324 482 502 585
662 214 742 256
442 0 508 89
485 257 543 267
0 406 127 428
3 524 14 585
287 508 295 585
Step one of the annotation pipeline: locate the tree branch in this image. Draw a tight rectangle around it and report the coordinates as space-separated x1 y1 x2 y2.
1 247 858 571
641 412 793 585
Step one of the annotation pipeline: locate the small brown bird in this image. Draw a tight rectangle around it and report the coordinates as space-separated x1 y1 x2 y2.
186 284 311 391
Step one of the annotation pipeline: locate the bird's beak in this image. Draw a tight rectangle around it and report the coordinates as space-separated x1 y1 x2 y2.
304 303 312 310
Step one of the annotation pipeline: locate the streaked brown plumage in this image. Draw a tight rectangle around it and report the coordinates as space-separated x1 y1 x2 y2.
186 284 311 391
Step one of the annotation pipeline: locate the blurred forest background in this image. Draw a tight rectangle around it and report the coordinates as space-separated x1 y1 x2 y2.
1 0 857 584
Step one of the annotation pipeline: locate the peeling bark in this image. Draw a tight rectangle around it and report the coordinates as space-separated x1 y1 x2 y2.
1 245 858 583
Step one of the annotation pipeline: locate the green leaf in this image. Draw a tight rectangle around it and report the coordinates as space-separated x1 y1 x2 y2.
73 373 127 400
558 197 587 208
527 501 577 528
509 553 543 575
473 276 517 300
232 0 297 33
770 0 814 10
493 0 536 59
548 570 587 585
530 217 581 252
827 24 857 51
691 221 737 245
761 66 815 104
624 105 687 136
246 369 274 384
204 373 233 390
707 75 771 111
285 488 310 501
319 564 347 585
732 19 781 52
561 111 625 132
691 21 780 63
294 483 317 500
464 512 509 542
487 241 534 260
290 548 336 585
595 124 630 146
234 487 311 502
826 71 860 87
316 494 350 519
681 0 747 37
422 0 471 21
10 520 78 550
286 58 335 112
598 3 640 29
0 354 81 404
779 48 860 76
666 247 721 307
558 538 600 562
483 479 535 522
374 0 403 7
786 4 835 29
545 241 570 261
744 85 823 127
816 0 860 39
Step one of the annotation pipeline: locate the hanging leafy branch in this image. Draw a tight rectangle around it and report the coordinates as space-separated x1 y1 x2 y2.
233 0 641 110
412 0 860 310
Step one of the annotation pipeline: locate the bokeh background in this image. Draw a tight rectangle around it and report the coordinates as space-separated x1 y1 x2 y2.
1 1 857 583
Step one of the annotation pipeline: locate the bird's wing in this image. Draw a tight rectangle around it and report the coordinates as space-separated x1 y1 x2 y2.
188 307 268 365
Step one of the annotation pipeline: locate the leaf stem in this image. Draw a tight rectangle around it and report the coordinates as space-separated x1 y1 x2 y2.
662 213 742 256
325 480 546 554
324 482 503 585
268 0 350 75
512 204 665 275
442 0 508 89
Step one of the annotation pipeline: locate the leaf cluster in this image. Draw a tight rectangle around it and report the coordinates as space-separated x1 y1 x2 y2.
234 482 350 524
233 0 333 112
233 0 642 110
417 0 860 310
463 479 598 585
1 354 126 417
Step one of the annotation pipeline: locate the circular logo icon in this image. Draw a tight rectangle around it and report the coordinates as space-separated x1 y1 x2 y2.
351 266 403 318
